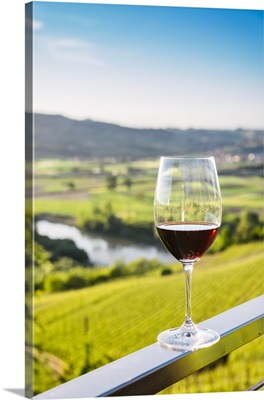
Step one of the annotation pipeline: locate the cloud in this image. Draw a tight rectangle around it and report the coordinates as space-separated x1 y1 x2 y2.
51 38 88 50
37 35 109 68
33 20 44 30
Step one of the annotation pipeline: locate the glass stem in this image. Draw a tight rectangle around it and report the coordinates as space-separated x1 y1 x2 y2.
182 263 196 333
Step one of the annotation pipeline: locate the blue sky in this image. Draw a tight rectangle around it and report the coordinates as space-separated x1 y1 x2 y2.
29 2 263 129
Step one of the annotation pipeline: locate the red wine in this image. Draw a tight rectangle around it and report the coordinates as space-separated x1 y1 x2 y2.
156 222 219 263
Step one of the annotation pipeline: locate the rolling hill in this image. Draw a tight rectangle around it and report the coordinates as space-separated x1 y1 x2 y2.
33 242 264 395
27 112 263 160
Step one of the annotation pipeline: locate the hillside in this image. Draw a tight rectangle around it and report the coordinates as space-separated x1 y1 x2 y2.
33 242 264 395
27 113 263 160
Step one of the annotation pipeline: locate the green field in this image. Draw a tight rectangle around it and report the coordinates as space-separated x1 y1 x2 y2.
33 158 263 226
31 157 263 395
33 241 264 395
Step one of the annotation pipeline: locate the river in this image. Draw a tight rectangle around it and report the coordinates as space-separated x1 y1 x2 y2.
36 220 174 266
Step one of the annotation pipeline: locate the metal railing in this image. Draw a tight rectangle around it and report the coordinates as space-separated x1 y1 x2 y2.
34 295 264 398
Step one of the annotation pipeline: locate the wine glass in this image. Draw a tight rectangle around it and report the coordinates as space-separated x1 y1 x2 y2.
154 156 222 351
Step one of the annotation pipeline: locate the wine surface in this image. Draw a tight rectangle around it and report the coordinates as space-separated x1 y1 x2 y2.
156 222 219 263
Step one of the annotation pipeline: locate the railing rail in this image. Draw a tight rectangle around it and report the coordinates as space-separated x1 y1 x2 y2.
34 295 264 398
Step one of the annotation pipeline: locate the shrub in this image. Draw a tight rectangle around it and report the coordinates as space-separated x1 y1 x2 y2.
44 274 66 293
110 260 127 278
54 257 80 271
161 268 173 276
35 234 91 266
65 273 87 290
92 273 109 284
236 211 262 242
128 258 159 275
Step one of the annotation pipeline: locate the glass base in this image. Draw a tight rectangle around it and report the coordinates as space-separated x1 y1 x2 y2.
157 326 220 351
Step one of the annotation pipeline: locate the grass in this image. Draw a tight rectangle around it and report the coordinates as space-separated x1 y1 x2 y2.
32 157 264 394
33 241 264 395
33 158 263 225
34 176 263 225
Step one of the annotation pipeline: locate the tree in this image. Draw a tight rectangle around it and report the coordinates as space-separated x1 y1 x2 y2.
64 181 75 191
236 211 261 242
106 174 117 190
124 176 132 191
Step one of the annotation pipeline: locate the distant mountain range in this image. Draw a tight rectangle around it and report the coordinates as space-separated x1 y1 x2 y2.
26 113 263 160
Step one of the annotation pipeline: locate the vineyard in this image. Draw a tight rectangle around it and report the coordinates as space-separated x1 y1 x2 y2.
28 155 264 396
33 241 263 395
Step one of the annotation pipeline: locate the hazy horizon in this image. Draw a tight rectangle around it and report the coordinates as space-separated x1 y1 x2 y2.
32 110 263 132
